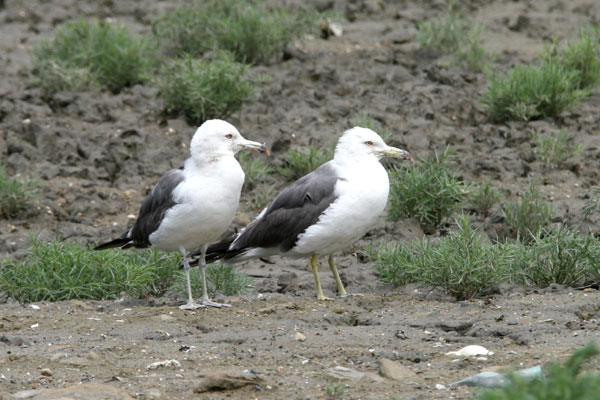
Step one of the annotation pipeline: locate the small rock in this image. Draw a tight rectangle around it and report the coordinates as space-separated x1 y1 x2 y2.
326 366 364 381
453 365 542 388
194 370 265 393
11 383 134 399
435 384 446 390
326 366 384 383
144 388 162 399
159 314 176 322
146 359 181 370
40 368 52 377
294 332 306 342
379 358 419 382
446 345 493 357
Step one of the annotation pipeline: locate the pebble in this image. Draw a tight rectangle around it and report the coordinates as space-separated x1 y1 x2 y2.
452 365 542 388
445 345 493 357
378 358 419 382
435 384 446 390
40 368 52 377
194 370 265 393
146 359 181 370
294 332 306 342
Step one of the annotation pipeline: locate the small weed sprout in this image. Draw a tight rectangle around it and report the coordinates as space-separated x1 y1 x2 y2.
279 145 334 181
246 184 278 212
388 147 466 232
509 226 593 287
0 239 179 303
325 382 346 399
478 343 600 400
349 112 392 143
548 26 600 89
531 130 583 168
152 0 316 64
469 180 503 217
482 62 587 122
156 53 255 124
417 0 489 71
582 186 600 222
0 163 39 219
373 215 507 300
503 182 553 241
174 264 252 298
32 18 156 95
238 152 274 191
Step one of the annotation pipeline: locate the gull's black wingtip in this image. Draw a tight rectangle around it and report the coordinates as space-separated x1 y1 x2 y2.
94 238 131 251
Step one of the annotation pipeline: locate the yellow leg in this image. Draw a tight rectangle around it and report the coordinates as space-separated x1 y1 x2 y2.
327 255 348 297
310 255 333 301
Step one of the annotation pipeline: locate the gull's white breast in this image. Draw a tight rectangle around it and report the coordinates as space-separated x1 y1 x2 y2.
292 160 390 256
149 157 244 251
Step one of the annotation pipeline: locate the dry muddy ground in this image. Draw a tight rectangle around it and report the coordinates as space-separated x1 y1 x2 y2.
2 0 600 399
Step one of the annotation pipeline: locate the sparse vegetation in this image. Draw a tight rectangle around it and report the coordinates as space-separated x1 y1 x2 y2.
325 382 346 400
373 215 507 300
32 18 156 95
238 152 275 191
503 182 553 241
246 184 278 212
156 53 255 124
469 179 503 217
531 130 583 168
509 226 593 287
478 343 600 400
388 147 467 232
152 0 316 64
582 186 600 222
174 264 252 298
482 62 587 122
349 112 393 142
278 145 334 181
0 239 179 303
0 163 39 219
417 0 489 71
548 27 600 89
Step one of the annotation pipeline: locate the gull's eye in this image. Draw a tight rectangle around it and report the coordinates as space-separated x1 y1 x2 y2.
225 134 233 139
364 141 373 146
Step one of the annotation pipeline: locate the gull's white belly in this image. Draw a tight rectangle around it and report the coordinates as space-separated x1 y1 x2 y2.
292 162 389 256
149 159 244 252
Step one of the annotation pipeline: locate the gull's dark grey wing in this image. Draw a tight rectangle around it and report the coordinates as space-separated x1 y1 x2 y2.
95 165 185 251
231 161 344 252
129 167 185 247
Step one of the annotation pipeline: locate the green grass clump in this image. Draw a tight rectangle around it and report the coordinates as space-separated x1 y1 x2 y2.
0 163 39 219
372 215 507 300
238 152 274 191
32 18 156 94
469 180 503 217
388 148 466 232
550 27 600 89
478 343 600 400
278 145 334 181
503 182 553 241
152 0 315 64
482 62 587 122
417 0 488 71
0 239 179 303
174 264 252 298
582 186 600 222
349 112 393 142
509 226 593 287
531 130 583 168
156 53 255 124
324 382 346 400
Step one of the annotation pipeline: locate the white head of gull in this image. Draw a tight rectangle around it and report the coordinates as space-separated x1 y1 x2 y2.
95 119 268 310
191 126 411 300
